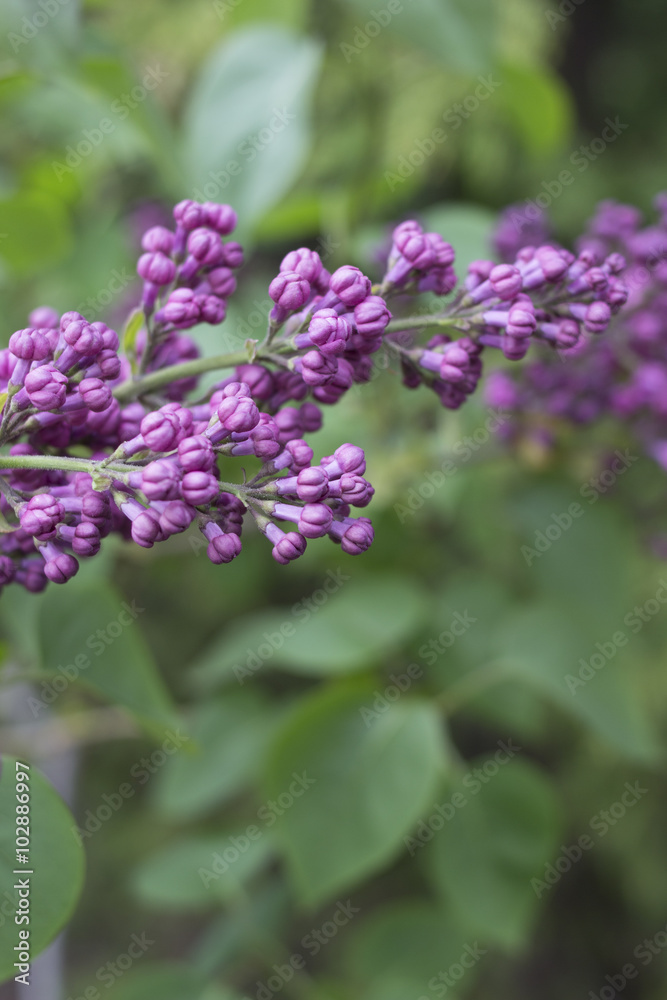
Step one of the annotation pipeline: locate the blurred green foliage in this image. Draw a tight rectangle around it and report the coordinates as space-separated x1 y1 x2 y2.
1 0 667 998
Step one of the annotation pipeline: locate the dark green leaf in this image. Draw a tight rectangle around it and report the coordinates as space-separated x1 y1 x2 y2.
183 26 323 235
428 757 560 949
0 756 85 980
264 683 447 906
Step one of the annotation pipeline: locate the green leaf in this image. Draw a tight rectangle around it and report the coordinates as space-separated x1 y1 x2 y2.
514 487 640 637
342 0 497 73
218 0 309 30
183 26 323 236
344 901 483 1000
152 692 277 820
0 756 85 980
100 963 239 1000
37 578 176 734
192 575 431 687
428 757 560 949
123 308 145 371
495 604 660 762
0 191 72 275
264 683 447 906
499 62 573 155
132 832 274 911
0 505 16 533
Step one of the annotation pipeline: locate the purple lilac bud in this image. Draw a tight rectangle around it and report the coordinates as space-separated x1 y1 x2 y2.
329 516 374 554
296 309 350 355
173 200 205 231
137 252 176 285
207 267 237 298
235 364 274 400
8 329 52 385
296 503 332 538
142 459 182 501
330 266 371 307
490 264 522 300
202 203 237 235
216 393 260 434
178 435 215 471
24 365 68 410
121 499 163 548
296 466 330 501
331 473 374 507
295 350 338 387
299 403 322 433
155 289 201 329
89 322 120 353
354 296 391 339
203 522 242 563
41 545 79 584
0 555 16 586
265 523 307 564
274 407 302 443
323 444 366 478
181 471 219 506
9 328 51 362
29 306 59 328
81 491 110 531
220 242 244 268
19 495 64 540
269 270 311 321
79 378 112 412
271 438 314 471
195 294 226 324
159 500 195 536
55 319 103 373
142 226 175 254
584 301 612 334
141 409 182 452
87 349 122 382
71 522 101 558
507 302 537 340
281 248 323 284
187 228 223 264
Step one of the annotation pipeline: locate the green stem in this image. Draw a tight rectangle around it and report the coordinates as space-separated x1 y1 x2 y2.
384 315 467 334
0 454 133 476
113 349 251 403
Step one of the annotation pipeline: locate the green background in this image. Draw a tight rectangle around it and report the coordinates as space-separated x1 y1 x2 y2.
1 0 667 997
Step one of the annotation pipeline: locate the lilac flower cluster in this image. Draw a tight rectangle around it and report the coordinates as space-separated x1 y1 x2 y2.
0 197 628 592
485 195 667 463
378 219 625 411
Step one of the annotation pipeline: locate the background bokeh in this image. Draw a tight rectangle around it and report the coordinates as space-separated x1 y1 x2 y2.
1 1 667 998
